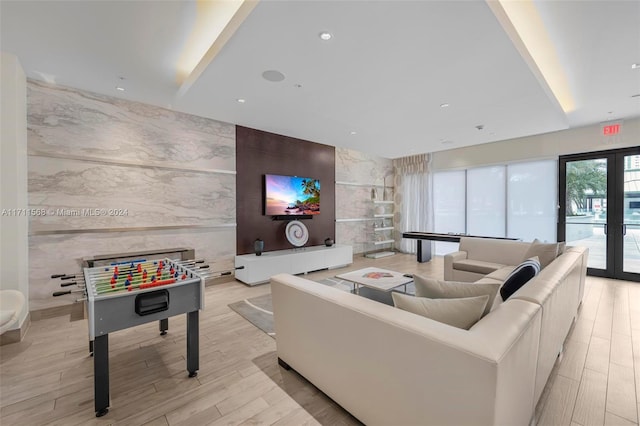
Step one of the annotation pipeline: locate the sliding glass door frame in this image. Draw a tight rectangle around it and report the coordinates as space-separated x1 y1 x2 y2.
614 147 640 281
558 146 640 281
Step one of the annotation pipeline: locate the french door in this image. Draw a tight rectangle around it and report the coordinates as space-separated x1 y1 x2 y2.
559 147 640 281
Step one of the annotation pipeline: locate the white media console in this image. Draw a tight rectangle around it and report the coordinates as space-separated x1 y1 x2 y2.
234 244 353 286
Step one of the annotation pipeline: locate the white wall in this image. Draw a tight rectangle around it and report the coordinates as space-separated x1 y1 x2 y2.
432 117 640 171
0 52 29 328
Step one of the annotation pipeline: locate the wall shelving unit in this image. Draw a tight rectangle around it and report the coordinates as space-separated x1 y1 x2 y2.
365 200 396 259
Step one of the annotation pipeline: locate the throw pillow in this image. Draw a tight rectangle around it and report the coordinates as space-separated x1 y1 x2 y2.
392 293 489 330
413 275 500 316
523 239 559 268
500 257 541 301
558 242 566 255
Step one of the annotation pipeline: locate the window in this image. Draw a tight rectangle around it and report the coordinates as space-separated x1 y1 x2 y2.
432 160 557 252
507 161 557 242
467 166 506 238
433 171 465 255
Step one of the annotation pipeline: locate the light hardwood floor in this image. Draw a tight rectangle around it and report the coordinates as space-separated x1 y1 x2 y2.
0 253 638 425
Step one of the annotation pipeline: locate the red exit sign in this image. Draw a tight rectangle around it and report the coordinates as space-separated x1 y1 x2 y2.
602 123 621 136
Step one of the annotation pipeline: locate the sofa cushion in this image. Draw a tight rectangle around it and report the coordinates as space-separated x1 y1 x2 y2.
453 259 505 275
392 293 489 330
523 239 559 269
485 266 517 282
500 257 541 301
477 269 515 313
414 275 501 316
459 237 532 266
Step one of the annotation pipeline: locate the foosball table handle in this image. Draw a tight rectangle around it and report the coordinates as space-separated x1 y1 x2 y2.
60 281 77 287
51 274 65 279
53 290 71 297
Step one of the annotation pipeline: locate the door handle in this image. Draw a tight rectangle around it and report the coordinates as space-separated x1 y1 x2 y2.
604 224 607 235
623 224 627 236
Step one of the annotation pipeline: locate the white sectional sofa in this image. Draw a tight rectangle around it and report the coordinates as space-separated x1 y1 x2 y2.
271 243 588 426
444 237 532 282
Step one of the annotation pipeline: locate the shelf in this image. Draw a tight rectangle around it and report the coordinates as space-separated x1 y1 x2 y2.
367 197 394 258
336 181 395 189
365 251 396 259
371 239 394 245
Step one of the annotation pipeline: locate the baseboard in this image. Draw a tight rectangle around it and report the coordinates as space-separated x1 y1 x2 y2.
0 313 30 345
30 303 78 322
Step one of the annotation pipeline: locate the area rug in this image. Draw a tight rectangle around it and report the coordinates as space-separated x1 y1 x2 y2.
228 277 415 338
228 293 275 337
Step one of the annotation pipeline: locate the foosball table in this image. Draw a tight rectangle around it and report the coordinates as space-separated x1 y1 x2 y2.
52 256 238 417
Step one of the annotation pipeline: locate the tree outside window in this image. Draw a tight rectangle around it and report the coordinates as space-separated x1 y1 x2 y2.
566 160 607 216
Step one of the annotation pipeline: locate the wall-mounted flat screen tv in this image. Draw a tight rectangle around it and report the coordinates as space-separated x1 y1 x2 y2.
264 174 320 216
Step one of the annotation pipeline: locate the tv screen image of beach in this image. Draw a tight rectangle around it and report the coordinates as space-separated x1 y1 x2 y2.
265 174 320 215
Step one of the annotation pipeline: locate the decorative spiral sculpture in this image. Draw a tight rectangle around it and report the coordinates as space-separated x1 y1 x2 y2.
285 220 309 247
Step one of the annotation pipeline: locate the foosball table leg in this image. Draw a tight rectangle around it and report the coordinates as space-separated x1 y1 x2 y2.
186 310 199 378
159 318 168 336
94 334 110 417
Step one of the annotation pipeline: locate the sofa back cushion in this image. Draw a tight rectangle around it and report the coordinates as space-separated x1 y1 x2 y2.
414 275 501 316
459 237 530 266
392 293 489 330
522 239 560 268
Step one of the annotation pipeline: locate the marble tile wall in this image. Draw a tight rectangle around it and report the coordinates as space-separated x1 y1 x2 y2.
28 156 235 232
27 81 236 310
336 148 394 184
28 80 235 171
335 148 394 254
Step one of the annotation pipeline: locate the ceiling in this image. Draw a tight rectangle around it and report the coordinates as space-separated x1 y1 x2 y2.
1 0 639 159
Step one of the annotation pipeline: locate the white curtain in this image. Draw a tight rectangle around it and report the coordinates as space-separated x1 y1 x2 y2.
394 154 433 253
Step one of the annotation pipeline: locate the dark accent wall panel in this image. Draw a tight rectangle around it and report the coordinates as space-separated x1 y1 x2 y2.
236 126 335 254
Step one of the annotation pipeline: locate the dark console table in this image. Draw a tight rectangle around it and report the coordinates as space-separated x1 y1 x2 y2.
402 232 519 263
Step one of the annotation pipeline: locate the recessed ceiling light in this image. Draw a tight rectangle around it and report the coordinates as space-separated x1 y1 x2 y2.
116 86 125 91
350 131 357 135
319 31 332 41
262 70 285 82
632 63 640 69
440 103 450 108
236 98 245 103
